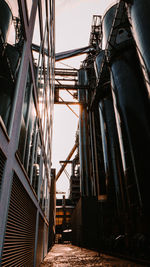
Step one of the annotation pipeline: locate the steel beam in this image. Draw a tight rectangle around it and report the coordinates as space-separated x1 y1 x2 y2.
56 144 78 181
54 101 82 105
55 84 88 90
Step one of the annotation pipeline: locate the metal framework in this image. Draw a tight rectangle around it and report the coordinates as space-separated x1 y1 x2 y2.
0 0 55 265
89 15 102 49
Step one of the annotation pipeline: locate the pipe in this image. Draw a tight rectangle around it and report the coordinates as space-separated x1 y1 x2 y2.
32 44 94 61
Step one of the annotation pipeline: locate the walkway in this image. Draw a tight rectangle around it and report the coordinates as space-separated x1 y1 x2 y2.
40 244 145 266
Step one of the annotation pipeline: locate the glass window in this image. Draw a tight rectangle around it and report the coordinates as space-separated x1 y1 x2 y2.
41 0 46 32
0 42 21 131
17 68 33 162
27 104 37 179
32 7 41 45
40 164 45 206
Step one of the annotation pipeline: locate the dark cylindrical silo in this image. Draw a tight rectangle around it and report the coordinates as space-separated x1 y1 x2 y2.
102 4 117 47
102 95 127 214
78 69 91 196
103 4 150 212
93 48 126 208
125 0 150 81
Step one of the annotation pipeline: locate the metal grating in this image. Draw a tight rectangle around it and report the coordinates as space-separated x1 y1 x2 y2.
0 148 6 196
1 173 37 266
36 214 44 266
44 225 48 258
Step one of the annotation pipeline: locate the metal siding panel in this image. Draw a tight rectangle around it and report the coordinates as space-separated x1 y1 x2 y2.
1 173 37 266
36 214 44 266
0 148 6 196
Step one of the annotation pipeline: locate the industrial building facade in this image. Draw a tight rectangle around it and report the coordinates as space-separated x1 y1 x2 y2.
0 0 55 266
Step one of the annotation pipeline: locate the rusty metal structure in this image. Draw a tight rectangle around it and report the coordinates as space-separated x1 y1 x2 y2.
0 0 55 266
71 1 150 263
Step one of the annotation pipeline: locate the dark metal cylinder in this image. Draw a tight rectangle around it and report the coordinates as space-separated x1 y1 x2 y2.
102 96 126 213
102 2 150 210
102 3 131 50
110 45 150 210
125 0 150 79
102 4 117 47
78 69 90 196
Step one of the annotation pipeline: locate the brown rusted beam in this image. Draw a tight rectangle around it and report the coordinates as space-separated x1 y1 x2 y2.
55 78 78 82
55 84 88 90
56 143 78 181
55 68 78 76
55 71 78 77
54 101 82 105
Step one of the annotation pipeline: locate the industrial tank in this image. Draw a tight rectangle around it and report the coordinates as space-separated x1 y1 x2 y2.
125 0 150 80
78 69 91 196
102 4 117 47
102 4 150 213
102 3 128 48
94 48 126 212
93 45 126 209
102 96 126 213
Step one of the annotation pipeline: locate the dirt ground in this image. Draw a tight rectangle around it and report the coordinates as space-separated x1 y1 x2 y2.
40 244 146 267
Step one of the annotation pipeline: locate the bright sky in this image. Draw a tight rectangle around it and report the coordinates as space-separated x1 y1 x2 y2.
52 0 115 197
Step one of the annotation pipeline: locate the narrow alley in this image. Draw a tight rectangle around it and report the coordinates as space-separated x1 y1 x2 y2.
40 244 145 267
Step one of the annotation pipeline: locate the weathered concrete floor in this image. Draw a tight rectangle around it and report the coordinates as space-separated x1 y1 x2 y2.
40 244 145 266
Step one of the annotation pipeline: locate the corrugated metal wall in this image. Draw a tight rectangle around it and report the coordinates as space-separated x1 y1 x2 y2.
44 225 49 257
1 173 37 266
0 148 6 196
36 214 44 266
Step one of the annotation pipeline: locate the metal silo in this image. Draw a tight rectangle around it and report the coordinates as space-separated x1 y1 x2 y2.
102 4 117 47
102 3 150 213
78 68 91 196
102 96 127 213
95 51 127 210
125 0 150 83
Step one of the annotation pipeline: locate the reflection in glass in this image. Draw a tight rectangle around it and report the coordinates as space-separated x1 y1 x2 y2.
26 0 33 21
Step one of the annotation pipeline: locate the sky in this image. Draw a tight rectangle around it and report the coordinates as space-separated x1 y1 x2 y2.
52 0 115 197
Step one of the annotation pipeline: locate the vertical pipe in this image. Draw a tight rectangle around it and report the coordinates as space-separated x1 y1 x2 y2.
78 69 90 196
99 101 109 180
103 95 126 213
89 111 97 196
